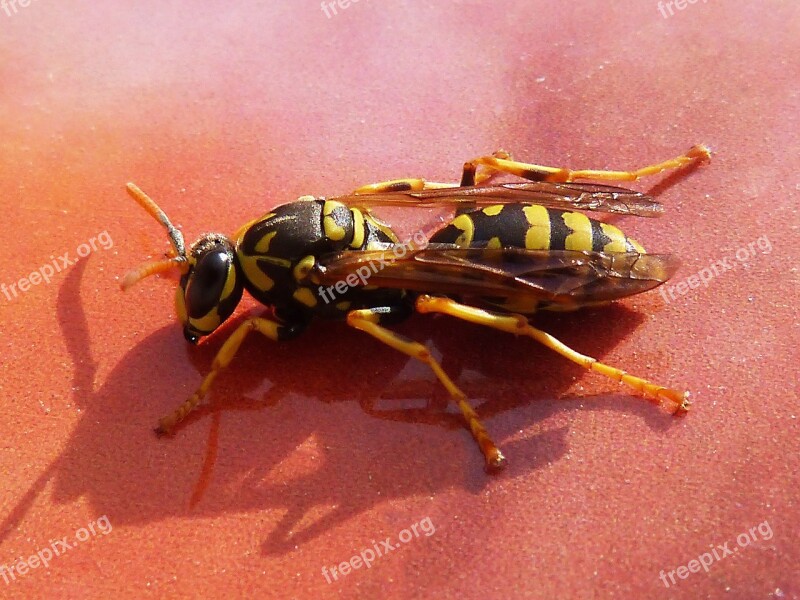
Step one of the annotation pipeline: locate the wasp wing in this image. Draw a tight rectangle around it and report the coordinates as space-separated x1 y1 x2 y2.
330 182 663 217
314 244 678 309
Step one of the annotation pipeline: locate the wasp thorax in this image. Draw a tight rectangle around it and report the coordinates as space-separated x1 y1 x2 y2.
176 233 244 343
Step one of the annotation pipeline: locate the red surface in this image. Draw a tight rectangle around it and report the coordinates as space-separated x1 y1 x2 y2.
1 2 798 599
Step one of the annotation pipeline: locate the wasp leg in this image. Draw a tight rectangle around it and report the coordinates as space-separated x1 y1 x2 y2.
462 145 711 184
352 151 513 195
415 295 691 414
459 150 512 186
155 317 304 435
346 306 506 469
352 179 456 194
454 150 513 214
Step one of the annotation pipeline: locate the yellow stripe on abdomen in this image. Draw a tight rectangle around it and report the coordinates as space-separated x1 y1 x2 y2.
599 222 629 253
523 205 551 249
562 212 593 251
451 214 475 246
628 237 646 253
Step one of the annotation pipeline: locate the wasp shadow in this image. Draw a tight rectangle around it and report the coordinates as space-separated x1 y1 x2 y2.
1 255 681 558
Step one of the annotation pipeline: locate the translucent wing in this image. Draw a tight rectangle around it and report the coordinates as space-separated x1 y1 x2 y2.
313 244 678 309
330 182 663 217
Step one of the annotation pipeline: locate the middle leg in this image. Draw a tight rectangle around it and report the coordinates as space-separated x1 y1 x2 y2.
347 305 505 468
155 316 306 435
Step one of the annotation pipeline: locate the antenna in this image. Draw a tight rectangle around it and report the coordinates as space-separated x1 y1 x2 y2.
121 183 189 290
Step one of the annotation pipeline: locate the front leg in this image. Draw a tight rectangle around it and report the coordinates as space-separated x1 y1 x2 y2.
155 316 306 435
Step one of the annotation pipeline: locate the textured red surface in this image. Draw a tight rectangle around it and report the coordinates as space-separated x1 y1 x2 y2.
1 2 798 599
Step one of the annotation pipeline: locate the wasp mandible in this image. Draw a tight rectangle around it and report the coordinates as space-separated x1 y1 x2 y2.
123 144 710 469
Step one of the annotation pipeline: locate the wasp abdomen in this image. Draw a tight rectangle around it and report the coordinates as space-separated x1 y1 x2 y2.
430 203 646 254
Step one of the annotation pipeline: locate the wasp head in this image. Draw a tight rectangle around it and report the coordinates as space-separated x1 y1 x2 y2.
122 183 243 344
175 233 243 343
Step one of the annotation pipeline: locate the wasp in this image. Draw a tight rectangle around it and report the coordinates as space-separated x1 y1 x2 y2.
122 144 710 469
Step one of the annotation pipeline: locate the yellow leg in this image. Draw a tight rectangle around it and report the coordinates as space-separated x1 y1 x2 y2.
415 295 691 414
155 317 284 435
352 151 513 194
347 308 505 469
352 178 457 194
464 144 711 184
459 150 512 186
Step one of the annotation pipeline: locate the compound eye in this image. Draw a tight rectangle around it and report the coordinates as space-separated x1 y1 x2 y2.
184 249 231 319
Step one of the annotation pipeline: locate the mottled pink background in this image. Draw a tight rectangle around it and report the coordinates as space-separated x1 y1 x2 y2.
0 2 797 599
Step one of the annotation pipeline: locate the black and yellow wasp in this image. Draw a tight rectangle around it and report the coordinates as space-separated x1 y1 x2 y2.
123 144 710 469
